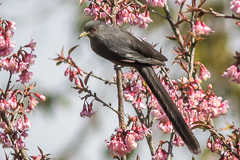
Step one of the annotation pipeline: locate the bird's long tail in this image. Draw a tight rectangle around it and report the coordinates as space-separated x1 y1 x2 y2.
136 65 201 155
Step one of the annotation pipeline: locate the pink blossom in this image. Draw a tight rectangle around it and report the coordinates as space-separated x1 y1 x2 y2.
106 135 129 157
135 11 153 29
125 133 138 149
230 0 240 14
26 96 39 112
0 122 7 129
193 20 212 35
106 122 148 157
18 61 28 72
80 102 95 118
175 0 186 5
233 72 240 83
18 70 33 84
123 92 134 102
199 64 211 81
0 99 9 111
202 21 212 35
84 3 101 19
157 119 173 133
16 117 24 131
31 155 43 160
34 93 46 101
152 147 167 160
80 103 88 118
0 21 16 57
222 65 240 84
7 96 17 111
207 137 223 153
2 141 11 148
7 21 16 30
64 67 70 76
27 38 36 51
77 67 84 76
172 135 184 147
149 75 229 134
21 130 29 139
222 65 237 78
133 97 146 109
87 102 95 118
69 70 76 82
75 77 81 86
14 139 25 150
23 114 32 129
24 52 37 67
84 1 152 28
146 0 167 7
2 57 18 73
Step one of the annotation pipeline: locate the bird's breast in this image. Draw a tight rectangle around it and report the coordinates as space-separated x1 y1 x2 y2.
89 37 124 65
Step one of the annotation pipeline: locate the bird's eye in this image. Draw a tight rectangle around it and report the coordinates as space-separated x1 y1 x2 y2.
93 28 97 32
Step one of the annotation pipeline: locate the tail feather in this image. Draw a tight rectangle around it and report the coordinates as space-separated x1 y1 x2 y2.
136 65 201 155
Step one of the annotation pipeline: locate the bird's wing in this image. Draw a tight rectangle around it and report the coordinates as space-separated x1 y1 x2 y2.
100 25 167 66
117 26 168 62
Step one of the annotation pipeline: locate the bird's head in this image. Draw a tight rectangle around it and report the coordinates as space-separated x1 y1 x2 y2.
78 20 107 39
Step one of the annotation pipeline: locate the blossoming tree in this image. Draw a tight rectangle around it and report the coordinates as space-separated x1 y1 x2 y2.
1 0 240 160
54 0 240 160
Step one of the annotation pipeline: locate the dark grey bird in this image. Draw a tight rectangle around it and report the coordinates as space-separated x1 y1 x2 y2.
79 20 201 155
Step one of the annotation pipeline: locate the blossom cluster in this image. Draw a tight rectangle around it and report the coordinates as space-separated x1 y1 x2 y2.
146 0 166 7
207 136 240 160
230 0 240 14
0 19 46 158
122 71 147 110
0 20 16 57
152 147 167 160
222 65 240 84
122 67 229 140
64 58 84 87
222 52 240 84
0 20 37 84
80 100 95 118
153 77 228 132
84 0 153 29
106 119 150 157
193 20 212 36
175 0 186 5
60 53 96 118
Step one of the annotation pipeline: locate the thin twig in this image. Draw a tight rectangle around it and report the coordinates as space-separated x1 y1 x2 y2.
1 73 30 160
209 127 240 159
86 87 121 116
135 0 166 18
67 56 116 85
166 130 175 160
177 2 185 22
191 7 240 20
163 4 189 53
92 0 112 18
82 70 116 85
133 107 156 155
188 2 197 78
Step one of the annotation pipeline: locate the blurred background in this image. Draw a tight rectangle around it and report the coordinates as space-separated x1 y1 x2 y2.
0 0 240 159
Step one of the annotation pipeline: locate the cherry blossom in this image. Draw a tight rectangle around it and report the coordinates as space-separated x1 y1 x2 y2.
193 20 212 35
230 0 240 14
146 0 167 7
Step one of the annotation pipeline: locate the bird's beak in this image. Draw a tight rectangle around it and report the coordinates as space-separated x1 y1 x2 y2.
78 31 88 40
